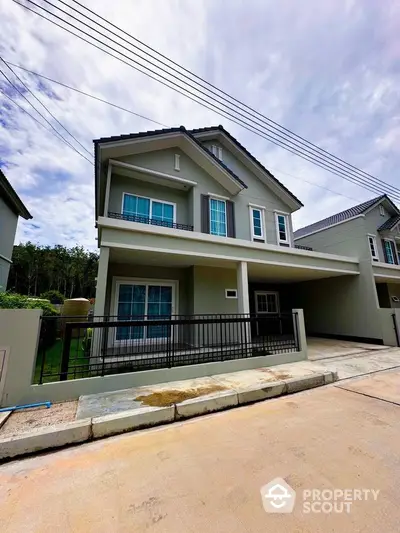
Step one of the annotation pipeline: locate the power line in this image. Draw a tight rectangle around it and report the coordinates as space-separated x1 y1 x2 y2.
4 60 364 205
4 60 169 128
0 57 91 157
31 0 400 201
0 67 93 164
1 87 50 129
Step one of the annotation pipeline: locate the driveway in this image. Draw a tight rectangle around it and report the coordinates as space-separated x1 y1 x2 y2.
1 369 399 532
307 336 389 361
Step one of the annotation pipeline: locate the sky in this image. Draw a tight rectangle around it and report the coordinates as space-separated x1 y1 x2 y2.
1 0 400 249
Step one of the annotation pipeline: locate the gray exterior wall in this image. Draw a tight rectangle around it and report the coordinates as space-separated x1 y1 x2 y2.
108 144 296 246
0 196 18 291
363 205 398 262
191 266 238 315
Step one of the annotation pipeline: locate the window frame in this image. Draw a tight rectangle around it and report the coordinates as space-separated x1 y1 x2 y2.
383 238 397 265
225 289 238 299
209 196 227 237
121 192 176 224
379 205 385 216
249 205 266 242
174 154 180 171
274 211 291 246
367 234 379 262
254 291 280 314
210 144 222 160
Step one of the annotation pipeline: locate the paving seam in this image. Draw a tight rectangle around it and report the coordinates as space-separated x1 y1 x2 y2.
335 384 400 407
335 364 400 383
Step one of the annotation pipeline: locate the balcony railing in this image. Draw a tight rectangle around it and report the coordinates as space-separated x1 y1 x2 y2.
295 244 313 251
108 211 194 231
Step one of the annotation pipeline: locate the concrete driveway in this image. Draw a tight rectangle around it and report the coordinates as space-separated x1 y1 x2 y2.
307 336 389 360
1 369 399 532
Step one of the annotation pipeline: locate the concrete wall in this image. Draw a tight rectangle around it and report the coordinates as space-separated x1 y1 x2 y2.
378 308 400 346
0 308 308 406
0 197 18 290
192 265 238 314
388 283 400 308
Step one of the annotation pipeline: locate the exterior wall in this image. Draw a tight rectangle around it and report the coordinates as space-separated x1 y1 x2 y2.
376 283 391 308
387 283 400 308
192 266 238 314
108 173 191 226
363 205 395 262
0 196 18 290
378 308 400 346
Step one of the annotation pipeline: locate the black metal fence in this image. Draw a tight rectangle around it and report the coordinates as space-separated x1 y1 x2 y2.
35 312 300 384
108 211 194 232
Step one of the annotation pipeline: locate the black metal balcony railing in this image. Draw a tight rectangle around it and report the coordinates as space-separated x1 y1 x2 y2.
295 244 313 251
108 211 194 231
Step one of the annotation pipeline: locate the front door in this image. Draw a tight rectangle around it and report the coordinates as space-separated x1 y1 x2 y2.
254 291 280 336
115 281 175 342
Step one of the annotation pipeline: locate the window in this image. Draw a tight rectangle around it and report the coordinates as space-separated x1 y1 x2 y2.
383 239 396 264
210 144 222 160
174 154 180 171
368 235 378 261
225 289 237 299
250 206 265 241
210 198 227 236
397 241 400 264
379 205 385 216
275 213 290 245
255 292 279 314
122 194 175 226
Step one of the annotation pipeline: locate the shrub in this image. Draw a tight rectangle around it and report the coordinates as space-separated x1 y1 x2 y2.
40 290 65 304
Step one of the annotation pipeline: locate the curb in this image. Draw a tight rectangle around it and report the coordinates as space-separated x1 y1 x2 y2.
0 370 336 461
0 412 11 430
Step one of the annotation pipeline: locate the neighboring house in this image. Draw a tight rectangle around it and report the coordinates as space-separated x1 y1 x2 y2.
0 170 32 291
294 194 400 343
93 125 361 354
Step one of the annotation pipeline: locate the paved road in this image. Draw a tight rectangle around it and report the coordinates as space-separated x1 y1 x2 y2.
1 370 400 532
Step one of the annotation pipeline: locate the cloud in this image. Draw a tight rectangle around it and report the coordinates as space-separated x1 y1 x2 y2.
0 0 399 248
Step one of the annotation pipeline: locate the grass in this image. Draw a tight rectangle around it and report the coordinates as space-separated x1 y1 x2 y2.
34 337 90 384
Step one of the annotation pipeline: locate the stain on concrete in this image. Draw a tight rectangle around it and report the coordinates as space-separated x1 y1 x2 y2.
135 384 227 407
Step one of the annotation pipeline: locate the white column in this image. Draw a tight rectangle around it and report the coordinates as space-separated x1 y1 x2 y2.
292 308 308 359
93 246 110 318
236 261 250 314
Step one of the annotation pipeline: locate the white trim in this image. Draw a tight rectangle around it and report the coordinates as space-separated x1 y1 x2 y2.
374 273 400 280
275 212 290 245
372 262 400 271
0 253 12 264
111 277 179 345
103 162 111 216
121 192 177 224
174 154 180 171
217 146 223 160
110 159 197 187
367 234 379 262
379 205 385 216
207 192 230 201
248 202 267 210
294 214 366 240
254 291 280 314
225 289 238 299
249 205 266 242
383 238 397 265
209 196 227 237
98 216 360 264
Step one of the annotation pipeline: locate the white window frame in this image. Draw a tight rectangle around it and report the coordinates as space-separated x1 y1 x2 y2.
111 277 179 346
379 205 385 216
121 192 177 224
210 144 222 160
174 154 180 171
254 291 280 314
217 146 223 160
249 206 266 242
225 289 237 299
383 238 397 265
367 234 379 262
274 211 291 245
209 196 227 237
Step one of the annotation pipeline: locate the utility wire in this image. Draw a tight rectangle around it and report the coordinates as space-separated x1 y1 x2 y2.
15 0 400 202
0 57 91 157
0 68 93 164
4 60 364 205
1 86 49 129
69 0 396 194
37 0 400 200
4 60 168 128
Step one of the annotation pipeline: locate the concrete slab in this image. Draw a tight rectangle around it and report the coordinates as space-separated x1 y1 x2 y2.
336 370 400 405
176 390 238 419
307 337 388 361
0 412 11 429
237 381 286 404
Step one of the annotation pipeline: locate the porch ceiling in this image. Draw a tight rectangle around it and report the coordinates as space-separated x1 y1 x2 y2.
109 248 358 283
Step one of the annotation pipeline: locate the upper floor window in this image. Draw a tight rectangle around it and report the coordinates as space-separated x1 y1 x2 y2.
210 198 227 236
383 239 397 265
379 205 385 216
122 193 175 227
275 213 290 246
210 144 223 160
368 235 378 262
250 206 265 242
174 154 180 171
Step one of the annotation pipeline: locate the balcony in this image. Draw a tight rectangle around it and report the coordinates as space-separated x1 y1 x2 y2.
108 211 194 232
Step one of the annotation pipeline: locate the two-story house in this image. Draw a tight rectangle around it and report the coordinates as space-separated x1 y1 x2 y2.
92 125 361 361
0 170 32 291
294 194 400 345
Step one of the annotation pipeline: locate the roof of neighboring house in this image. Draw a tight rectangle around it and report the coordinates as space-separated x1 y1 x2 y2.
0 169 32 220
189 125 303 207
294 194 400 239
378 214 400 231
94 125 303 207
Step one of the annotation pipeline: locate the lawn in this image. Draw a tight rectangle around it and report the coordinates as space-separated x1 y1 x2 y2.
34 337 90 384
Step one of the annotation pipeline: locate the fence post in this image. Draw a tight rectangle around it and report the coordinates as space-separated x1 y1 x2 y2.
292 309 308 359
60 323 72 381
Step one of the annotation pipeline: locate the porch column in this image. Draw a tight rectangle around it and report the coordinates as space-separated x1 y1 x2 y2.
93 246 110 318
236 261 250 314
